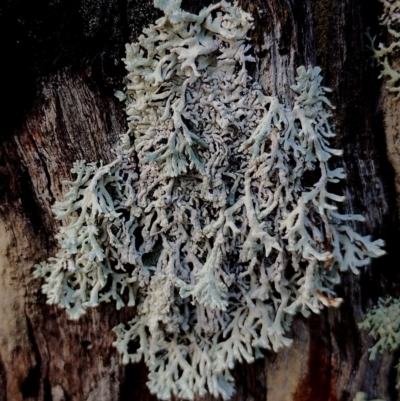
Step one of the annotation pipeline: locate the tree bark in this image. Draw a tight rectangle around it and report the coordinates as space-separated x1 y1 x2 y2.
0 0 399 400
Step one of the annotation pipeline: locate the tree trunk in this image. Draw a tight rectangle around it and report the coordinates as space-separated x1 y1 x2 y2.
0 0 399 400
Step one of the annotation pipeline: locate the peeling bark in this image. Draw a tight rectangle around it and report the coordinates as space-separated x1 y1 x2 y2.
0 0 399 400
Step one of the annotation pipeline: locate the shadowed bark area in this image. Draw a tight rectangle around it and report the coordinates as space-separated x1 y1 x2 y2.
0 0 399 400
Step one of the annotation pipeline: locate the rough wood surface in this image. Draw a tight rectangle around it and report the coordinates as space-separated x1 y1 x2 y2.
380 56 400 220
0 0 399 400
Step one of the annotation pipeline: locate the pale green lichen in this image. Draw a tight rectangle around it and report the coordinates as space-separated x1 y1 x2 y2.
359 297 400 389
367 0 400 99
34 1 385 399
353 392 386 401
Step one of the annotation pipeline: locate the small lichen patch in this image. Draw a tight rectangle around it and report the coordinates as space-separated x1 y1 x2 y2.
359 297 400 389
353 392 386 401
367 0 400 99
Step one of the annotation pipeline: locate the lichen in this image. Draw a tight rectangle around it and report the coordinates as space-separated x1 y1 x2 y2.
34 1 385 399
359 297 400 389
353 392 386 401
367 0 400 99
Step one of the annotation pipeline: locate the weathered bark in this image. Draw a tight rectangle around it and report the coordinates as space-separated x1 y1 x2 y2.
0 0 399 400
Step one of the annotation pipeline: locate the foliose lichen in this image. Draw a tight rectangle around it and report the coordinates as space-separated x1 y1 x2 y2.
359 297 400 389
34 0 385 399
353 392 386 401
367 0 400 99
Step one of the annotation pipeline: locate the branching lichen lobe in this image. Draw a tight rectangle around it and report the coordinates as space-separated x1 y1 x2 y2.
368 0 400 98
359 297 400 390
34 1 385 399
